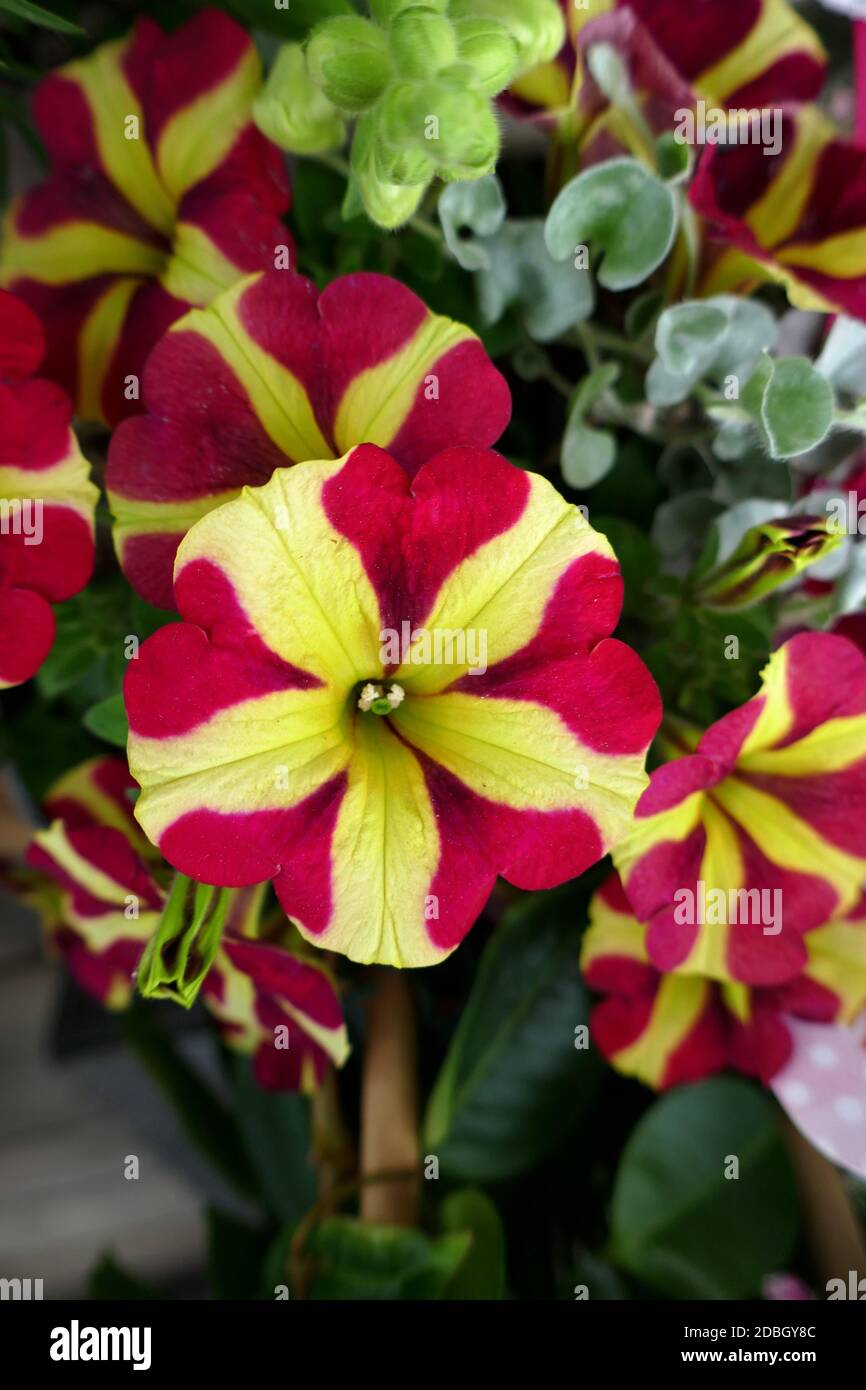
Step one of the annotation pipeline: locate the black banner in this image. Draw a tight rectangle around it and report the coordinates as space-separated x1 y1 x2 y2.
1 1297 863 1375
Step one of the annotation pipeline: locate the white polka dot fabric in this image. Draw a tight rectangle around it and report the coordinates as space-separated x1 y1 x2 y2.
771 1012 866 1180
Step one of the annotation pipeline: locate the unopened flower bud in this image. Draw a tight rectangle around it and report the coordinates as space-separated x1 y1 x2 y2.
450 0 566 75
306 16 392 113
351 112 429 229
389 7 458 78
137 874 230 1009
454 17 520 95
375 140 436 187
253 44 346 155
695 515 841 611
378 79 499 175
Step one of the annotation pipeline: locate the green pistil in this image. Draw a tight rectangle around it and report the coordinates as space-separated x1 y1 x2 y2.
358 681 406 716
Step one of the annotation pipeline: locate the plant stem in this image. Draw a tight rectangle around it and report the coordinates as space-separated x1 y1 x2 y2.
359 968 420 1227
574 325 654 364
311 151 351 180
408 212 445 245
781 1119 866 1286
308 151 444 245
311 1068 354 1199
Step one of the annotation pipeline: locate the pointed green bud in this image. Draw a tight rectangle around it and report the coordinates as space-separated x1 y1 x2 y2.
450 0 566 75
694 515 841 611
137 873 231 1009
454 18 520 96
389 7 458 78
253 44 346 155
306 16 392 113
351 112 429 229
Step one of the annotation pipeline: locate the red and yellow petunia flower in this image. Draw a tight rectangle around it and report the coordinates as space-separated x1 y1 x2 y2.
690 105 866 320
0 291 98 690
0 9 290 427
26 756 162 1009
105 268 512 610
581 872 866 1089
202 932 350 1093
124 445 661 968
613 633 866 988
510 0 826 132
25 757 349 1090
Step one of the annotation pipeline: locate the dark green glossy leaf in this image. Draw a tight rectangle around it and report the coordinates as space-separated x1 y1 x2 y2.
0 0 85 35
226 0 352 40
229 1054 316 1226
82 692 128 747
122 1006 259 1202
440 1188 506 1299
611 1078 799 1299
423 889 602 1182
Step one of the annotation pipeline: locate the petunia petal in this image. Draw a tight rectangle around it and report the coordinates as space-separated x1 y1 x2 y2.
615 634 866 985
691 106 866 319
107 272 510 606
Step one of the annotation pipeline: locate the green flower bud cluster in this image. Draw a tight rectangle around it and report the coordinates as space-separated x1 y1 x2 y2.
253 0 565 229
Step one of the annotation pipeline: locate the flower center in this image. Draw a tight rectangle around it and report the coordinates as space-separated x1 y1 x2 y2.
356 681 406 716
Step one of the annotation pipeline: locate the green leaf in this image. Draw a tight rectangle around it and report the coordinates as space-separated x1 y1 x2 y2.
438 174 506 271
611 1078 799 1299
227 0 352 40
36 630 103 699
656 303 728 377
545 158 677 291
655 130 693 184
815 314 866 398
646 296 775 407
594 514 661 618
122 1005 259 1203
624 289 664 341
0 0 85 35
715 444 793 503
307 1219 471 1300
755 355 835 459
560 364 620 487
588 436 664 523
88 1253 161 1301
477 219 594 340
0 699 94 802
229 1054 316 1227
651 492 725 573
33 578 170 704
82 692 128 747
423 889 602 1183
561 419 616 488
569 361 620 415
206 1207 270 1300
439 1188 506 1299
